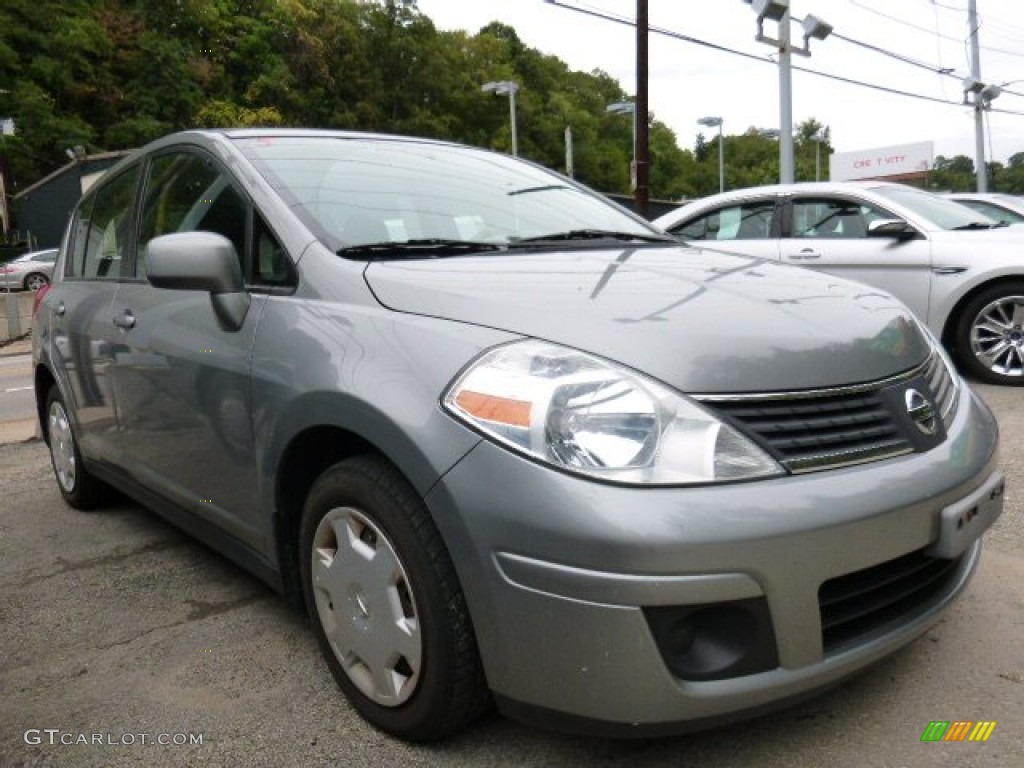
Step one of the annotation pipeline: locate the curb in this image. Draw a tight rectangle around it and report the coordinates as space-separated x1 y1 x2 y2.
0 334 32 358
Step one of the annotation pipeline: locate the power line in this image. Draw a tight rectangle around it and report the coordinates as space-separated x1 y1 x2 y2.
829 30 958 78
544 1 1024 117
849 0 1024 58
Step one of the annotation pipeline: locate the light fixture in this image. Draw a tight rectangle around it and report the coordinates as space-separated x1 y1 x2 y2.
801 14 832 42
751 0 789 22
962 77 985 95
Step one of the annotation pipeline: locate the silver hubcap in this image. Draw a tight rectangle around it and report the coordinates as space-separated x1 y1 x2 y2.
311 507 421 707
26 274 47 291
971 295 1024 378
48 400 77 493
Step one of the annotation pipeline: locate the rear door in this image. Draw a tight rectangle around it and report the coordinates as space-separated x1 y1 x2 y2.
45 165 141 464
663 196 782 262
778 195 934 320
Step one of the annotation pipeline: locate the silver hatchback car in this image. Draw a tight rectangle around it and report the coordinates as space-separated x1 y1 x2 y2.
33 130 1002 742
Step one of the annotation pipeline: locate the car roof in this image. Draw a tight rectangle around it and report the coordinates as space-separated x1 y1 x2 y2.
19 248 58 260
655 181 926 226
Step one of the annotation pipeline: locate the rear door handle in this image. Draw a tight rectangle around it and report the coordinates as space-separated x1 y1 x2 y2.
788 249 822 261
113 310 136 330
55 301 66 316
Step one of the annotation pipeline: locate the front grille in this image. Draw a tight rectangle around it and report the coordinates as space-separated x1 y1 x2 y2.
698 352 958 473
711 391 910 472
818 548 964 654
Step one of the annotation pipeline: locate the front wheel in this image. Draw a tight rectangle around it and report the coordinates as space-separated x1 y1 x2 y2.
955 282 1024 386
299 456 489 742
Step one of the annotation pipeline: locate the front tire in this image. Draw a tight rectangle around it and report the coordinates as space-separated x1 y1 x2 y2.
955 282 1024 386
45 386 111 509
299 456 489 742
25 273 49 291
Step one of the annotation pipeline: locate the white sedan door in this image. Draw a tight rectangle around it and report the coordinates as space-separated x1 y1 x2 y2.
779 196 934 322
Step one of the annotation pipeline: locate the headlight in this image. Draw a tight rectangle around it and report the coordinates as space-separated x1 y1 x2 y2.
442 340 785 485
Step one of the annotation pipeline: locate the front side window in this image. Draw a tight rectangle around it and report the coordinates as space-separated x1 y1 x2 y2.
790 198 889 239
137 151 247 278
671 201 775 241
70 166 141 279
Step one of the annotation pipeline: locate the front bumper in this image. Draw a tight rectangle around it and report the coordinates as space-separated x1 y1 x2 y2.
424 384 1001 734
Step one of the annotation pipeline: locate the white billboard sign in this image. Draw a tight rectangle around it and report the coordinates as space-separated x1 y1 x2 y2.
830 141 934 181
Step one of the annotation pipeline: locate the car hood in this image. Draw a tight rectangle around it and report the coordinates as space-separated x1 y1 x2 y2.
930 227 1024 245
364 245 931 393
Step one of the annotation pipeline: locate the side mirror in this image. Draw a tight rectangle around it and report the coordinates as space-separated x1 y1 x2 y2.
867 219 916 239
146 232 250 331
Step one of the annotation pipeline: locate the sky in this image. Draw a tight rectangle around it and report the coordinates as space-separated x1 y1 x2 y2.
414 0 1024 168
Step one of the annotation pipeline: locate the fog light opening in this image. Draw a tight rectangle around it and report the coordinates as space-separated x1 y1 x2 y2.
645 598 779 681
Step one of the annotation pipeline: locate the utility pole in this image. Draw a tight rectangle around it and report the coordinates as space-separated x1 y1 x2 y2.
635 0 649 218
968 0 987 192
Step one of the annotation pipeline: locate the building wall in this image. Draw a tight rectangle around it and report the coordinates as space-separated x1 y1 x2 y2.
11 155 127 249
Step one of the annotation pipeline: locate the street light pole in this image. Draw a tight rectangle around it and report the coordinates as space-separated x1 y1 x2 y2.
481 80 520 156
697 116 725 193
778 8 794 183
606 101 637 190
811 129 826 181
745 1 832 185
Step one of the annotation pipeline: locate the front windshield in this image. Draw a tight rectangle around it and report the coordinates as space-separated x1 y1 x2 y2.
234 136 658 253
871 185 999 230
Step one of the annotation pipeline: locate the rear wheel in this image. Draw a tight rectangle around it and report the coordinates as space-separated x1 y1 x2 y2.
955 282 1024 386
45 386 111 509
299 455 489 742
24 272 49 291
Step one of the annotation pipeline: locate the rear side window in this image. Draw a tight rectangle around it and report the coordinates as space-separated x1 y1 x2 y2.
137 152 247 278
671 201 775 241
70 166 141 279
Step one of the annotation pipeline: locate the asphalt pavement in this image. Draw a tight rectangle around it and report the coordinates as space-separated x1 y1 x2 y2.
0 335 36 443
0 347 1022 767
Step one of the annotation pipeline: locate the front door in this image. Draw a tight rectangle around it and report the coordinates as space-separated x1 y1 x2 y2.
109 150 265 550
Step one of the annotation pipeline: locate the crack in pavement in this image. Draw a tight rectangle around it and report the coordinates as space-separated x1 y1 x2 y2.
13 539 189 588
94 593 272 650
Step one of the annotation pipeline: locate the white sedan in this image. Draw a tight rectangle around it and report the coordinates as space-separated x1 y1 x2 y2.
655 181 1024 386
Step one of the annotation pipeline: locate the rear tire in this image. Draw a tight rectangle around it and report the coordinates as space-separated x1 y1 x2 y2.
955 282 1024 386
299 455 490 742
45 386 111 509
25 273 49 292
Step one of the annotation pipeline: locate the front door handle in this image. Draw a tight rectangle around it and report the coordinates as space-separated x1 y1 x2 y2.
788 249 822 261
113 310 136 330
55 301 66 316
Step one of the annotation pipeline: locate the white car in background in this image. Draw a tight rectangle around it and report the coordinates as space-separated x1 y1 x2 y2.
0 248 58 291
655 182 1024 386
946 192 1024 226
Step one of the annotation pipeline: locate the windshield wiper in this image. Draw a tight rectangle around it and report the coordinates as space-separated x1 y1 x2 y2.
952 221 1002 230
513 229 675 245
338 238 505 258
